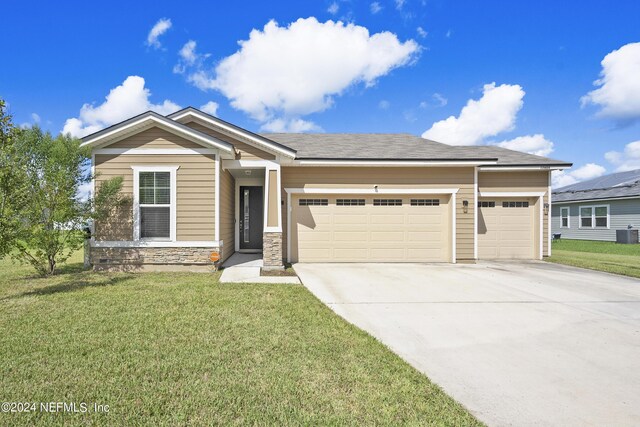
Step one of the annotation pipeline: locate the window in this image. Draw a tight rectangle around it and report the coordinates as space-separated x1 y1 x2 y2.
580 207 592 227
411 199 440 206
560 207 570 228
478 201 495 208
502 201 529 208
579 205 609 228
337 199 365 206
133 166 178 241
373 199 402 206
595 206 608 227
299 199 328 206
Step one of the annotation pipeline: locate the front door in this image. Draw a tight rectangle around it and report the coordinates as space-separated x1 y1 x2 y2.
239 186 264 250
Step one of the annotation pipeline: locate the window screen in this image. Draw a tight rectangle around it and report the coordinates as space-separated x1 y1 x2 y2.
411 199 440 206
336 199 365 206
373 199 402 206
139 172 171 239
299 199 328 206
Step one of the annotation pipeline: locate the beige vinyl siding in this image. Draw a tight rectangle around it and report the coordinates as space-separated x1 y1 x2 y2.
478 171 550 257
267 170 278 227
108 127 201 149
281 167 475 261
95 154 215 242
219 169 236 262
183 120 276 160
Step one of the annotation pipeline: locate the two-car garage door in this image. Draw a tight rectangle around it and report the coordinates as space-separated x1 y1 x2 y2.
290 194 452 263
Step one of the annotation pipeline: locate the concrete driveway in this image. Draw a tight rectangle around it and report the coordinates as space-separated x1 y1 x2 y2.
294 261 640 426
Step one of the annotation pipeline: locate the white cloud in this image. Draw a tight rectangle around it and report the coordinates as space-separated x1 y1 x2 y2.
31 113 41 123
378 100 390 110
580 42 640 123
605 140 640 171
183 17 418 126
370 2 382 13
62 76 181 138
432 92 447 107
173 40 210 74
417 26 428 38
446 29 452 38
327 2 339 14
261 118 322 133
552 163 607 188
200 101 219 116
146 18 172 49
495 134 554 157
395 0 405 10
422 82 524 145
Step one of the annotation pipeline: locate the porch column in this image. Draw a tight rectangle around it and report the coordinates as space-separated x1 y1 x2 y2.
263 165 284 270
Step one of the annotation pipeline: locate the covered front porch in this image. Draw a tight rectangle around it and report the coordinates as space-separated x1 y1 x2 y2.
222 160 284 270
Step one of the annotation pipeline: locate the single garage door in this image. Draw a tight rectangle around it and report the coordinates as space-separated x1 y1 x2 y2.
478 198 538 259
290 194 451 263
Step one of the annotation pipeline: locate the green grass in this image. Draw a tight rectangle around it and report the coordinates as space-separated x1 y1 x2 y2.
548 239 640 279
0 254 480 426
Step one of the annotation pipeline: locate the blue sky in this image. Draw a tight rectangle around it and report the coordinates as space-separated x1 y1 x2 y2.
1 0 639 186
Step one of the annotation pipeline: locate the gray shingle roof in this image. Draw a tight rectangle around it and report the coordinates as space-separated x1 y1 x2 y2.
553 169 640 202
260 133 571 166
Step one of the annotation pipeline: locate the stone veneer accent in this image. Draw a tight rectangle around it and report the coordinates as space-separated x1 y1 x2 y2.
262 232 284 270
90 246 218 271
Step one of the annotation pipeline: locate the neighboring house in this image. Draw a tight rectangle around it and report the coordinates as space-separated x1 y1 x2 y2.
81 107 571 271
552 169 640 241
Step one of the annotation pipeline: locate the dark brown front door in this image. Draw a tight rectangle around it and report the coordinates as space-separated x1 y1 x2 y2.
239 186 263 250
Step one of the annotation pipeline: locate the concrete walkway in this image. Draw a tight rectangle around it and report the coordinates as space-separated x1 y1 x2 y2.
295 261 640 426
220 253 300 284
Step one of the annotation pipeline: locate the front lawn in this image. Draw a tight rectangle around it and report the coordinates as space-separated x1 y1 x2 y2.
0 254 480 426
548 239 640 278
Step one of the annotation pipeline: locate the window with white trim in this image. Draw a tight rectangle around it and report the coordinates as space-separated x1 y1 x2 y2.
132 166 178 242
579 205 609 229
139 171 171 239
560 207 570 228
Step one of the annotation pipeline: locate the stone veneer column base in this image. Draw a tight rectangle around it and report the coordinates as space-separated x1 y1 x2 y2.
262 232 284 270
90 246 219 272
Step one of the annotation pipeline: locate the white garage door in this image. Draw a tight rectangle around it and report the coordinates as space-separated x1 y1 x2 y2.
478 198 537 259
290 194 451 263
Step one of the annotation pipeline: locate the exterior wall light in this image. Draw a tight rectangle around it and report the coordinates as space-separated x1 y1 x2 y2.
463 200 469 213
544 203 550 215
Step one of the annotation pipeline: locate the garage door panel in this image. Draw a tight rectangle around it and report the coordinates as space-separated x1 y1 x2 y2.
370 231 405 241
292 194 450 263
370 215 405 224
478 197 536 260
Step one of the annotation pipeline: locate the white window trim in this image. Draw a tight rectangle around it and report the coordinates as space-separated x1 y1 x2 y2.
560 207 570 229
284 187 459 264
132 166 179 242
578 204 610 229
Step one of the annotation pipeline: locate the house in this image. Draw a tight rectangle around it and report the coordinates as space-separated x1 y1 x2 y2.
81 107 571 271
551 169 640 241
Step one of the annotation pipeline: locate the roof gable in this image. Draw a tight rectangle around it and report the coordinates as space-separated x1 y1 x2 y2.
80 111 234 154
168 107 297 158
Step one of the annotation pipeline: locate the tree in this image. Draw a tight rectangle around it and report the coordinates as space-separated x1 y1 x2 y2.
0 100 29 258
5 122 128 275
